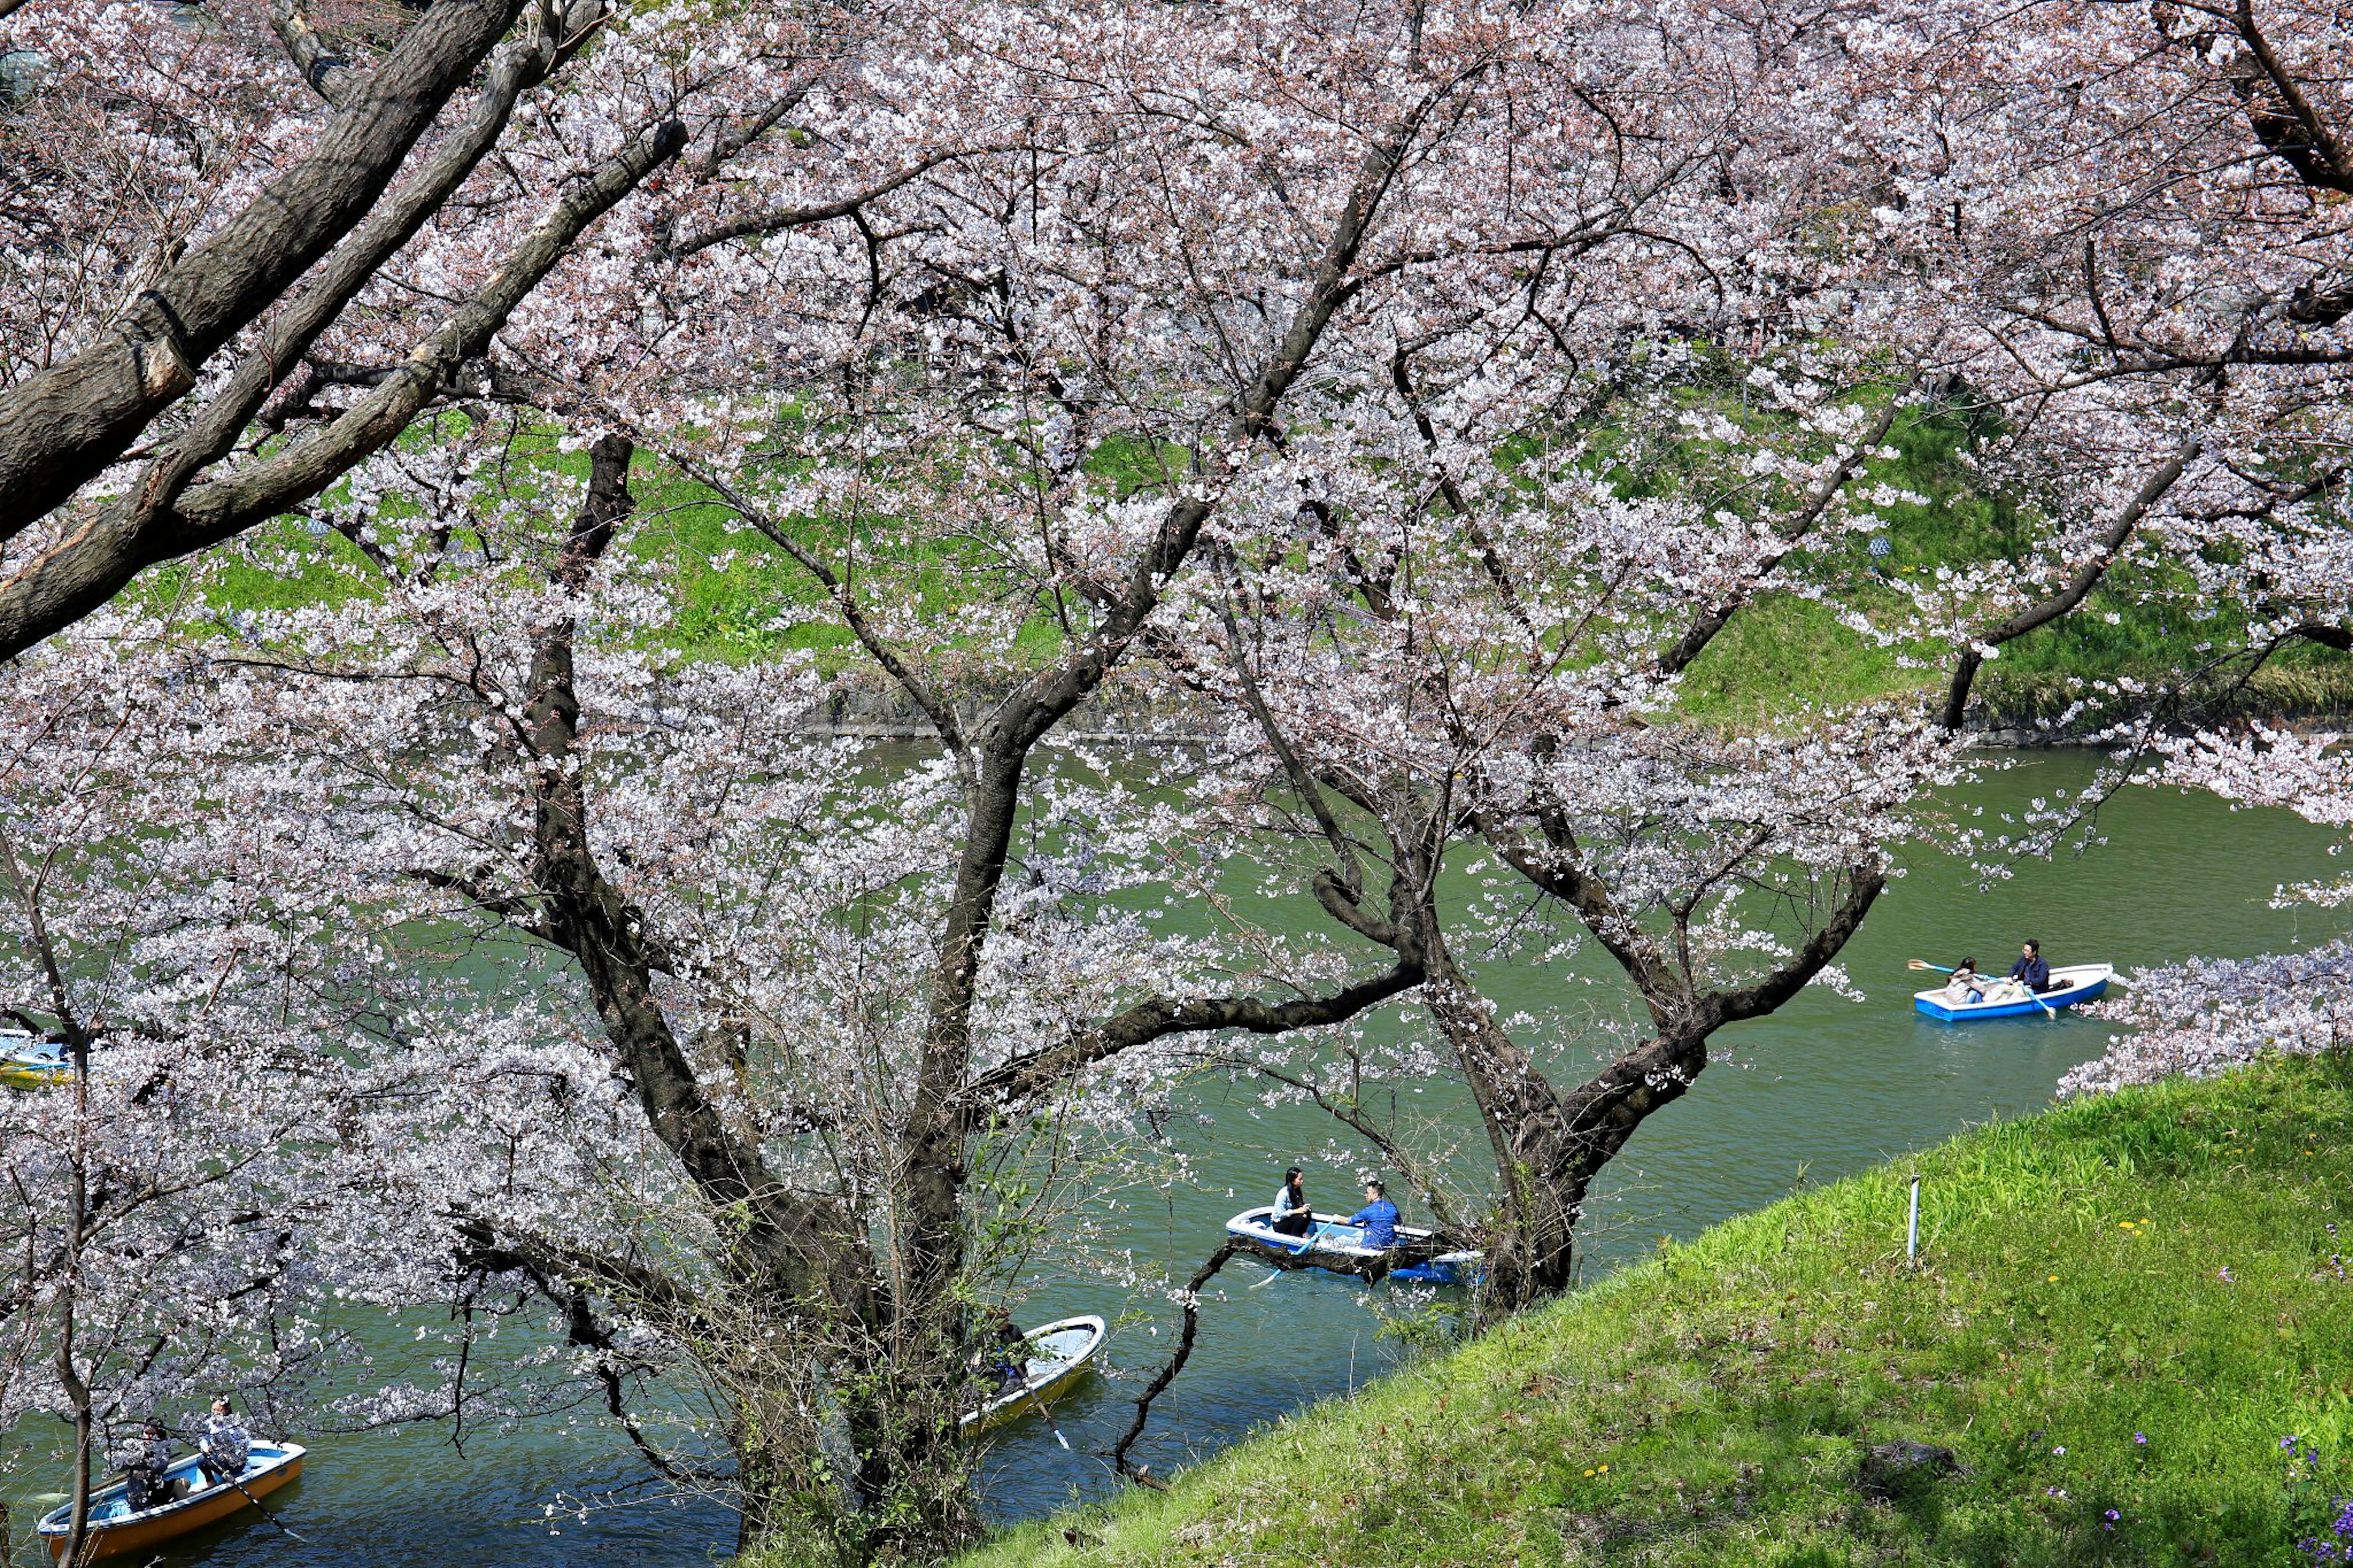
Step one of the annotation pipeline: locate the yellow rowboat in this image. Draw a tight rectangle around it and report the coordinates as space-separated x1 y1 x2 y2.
37 1442 305 1562
0 1033 69 1091
958 1315 1105 1439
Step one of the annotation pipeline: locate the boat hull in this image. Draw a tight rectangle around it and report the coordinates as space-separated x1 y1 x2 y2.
0 1031 67 1091
959 1315 1105 1438
1913 964 2112 1022
39 1443 304 1562
1225 1207 1481 1286
0 1059 67 1091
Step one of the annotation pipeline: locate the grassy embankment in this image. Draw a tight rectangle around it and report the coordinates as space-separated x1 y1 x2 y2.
958 1056 2353 1567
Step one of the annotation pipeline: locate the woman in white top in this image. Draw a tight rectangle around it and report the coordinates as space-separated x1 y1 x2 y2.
1270 1167 1311 1237
1944 958 1985 1004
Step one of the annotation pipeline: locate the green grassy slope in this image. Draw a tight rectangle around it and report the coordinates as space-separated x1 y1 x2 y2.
959 1058 2353 1567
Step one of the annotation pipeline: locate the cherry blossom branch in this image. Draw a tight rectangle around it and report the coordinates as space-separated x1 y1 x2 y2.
655 446 966 752
958 958 1424 1117
2229 0 2351 192
0 114 687 662
670 142 1028 256
1657 392 1909 676
0 0 531 531
267 0 362 106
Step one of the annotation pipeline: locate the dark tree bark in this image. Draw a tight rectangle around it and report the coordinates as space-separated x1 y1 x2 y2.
0 0 529 526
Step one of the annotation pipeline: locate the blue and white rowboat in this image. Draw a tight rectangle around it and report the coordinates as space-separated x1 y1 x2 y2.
0 1032 69 1091
1225 1206 1481 1286
1913 963 2113 1021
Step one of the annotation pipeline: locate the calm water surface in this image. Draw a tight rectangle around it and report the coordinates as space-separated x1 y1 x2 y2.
4 752 2343 1564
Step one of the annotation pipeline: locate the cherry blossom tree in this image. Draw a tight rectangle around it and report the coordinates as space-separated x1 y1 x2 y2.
1828 0 2353 1095
0 627 400 1558
1162 351 1968 1306
0 0 1006 657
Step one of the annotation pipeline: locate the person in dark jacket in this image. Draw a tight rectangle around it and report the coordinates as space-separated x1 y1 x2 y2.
1270 1167 1312 1237
119 1421 178 1512
2009 939 2052 993
978 1306 1028 1392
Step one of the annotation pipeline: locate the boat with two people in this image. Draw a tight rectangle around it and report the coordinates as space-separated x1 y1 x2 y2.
1224 1205 1482 1286
1911 961 2114 1021
958 1314 1106 1438
36 1440 306 1562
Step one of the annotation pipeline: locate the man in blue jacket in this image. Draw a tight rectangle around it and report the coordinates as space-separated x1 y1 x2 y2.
1347 1180 1401 1249
2009 939 2052 993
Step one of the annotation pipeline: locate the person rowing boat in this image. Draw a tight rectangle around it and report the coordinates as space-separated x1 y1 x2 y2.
2007 939 2053 994
1345 1180 1400 1249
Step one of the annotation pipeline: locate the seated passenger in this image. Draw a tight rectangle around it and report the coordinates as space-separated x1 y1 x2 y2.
1346 1180 1401 1249
119 1422 178 1512
1270 1167 1312 1237
1943 958 1984 1004
2009 939 2052 994
977 1306 1026 1392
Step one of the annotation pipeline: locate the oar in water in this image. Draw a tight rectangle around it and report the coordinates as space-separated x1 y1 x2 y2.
1011 1356 1072 1451
222 1470 310 1543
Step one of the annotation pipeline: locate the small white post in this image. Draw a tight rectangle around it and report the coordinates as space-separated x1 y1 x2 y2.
1906 1172 1922 1264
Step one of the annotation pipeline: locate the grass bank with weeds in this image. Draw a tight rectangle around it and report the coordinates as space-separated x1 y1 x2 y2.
957 1057 2353 1567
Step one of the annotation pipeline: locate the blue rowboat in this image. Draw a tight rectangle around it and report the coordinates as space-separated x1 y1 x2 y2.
0 1032 69 1091
1913 963 2113 1022
1225 1206 1480 1286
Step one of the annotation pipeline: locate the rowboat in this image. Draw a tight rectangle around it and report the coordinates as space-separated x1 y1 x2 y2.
0 1032 69 1091
1912 963 2113 1022
1225 1206 1482 1286
958 1315 1105 1438
37 1441 305 1562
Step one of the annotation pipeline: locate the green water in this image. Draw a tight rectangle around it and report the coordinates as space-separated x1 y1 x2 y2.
4 752 2343 1564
